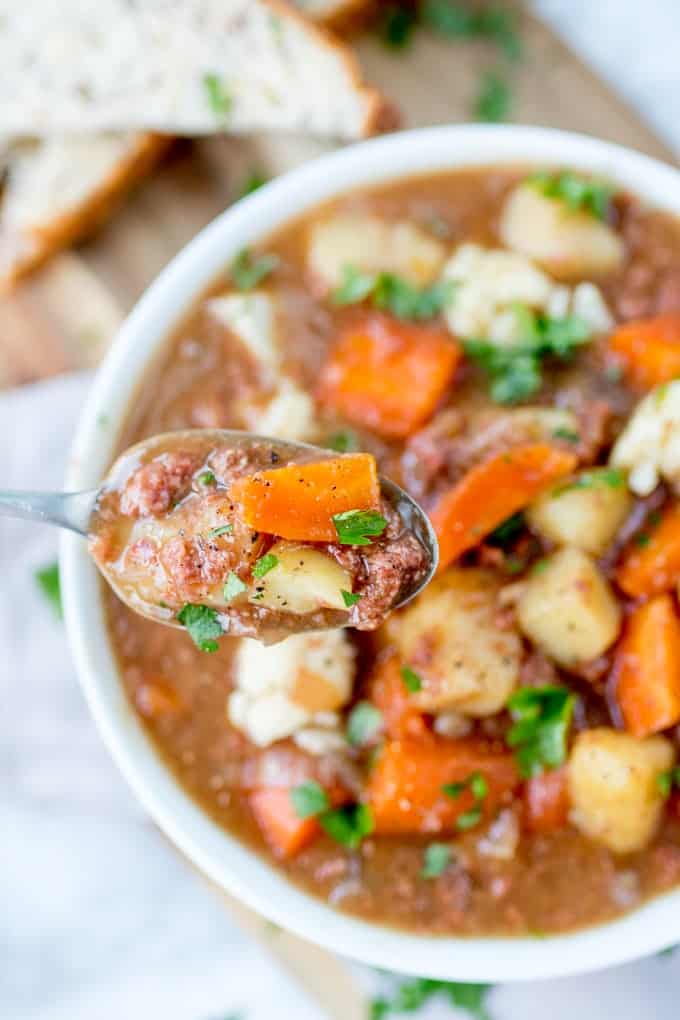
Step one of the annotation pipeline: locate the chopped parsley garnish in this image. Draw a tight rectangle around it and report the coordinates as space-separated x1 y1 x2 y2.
401 665 423 693
252 553 278 579
238 170 268 199
657 766 680 799
290 781 329 819
177 604 222 653
488 511 524 547
209 524 233 538
371 976 493 1020
422 0 521 60
332 265 453 321
34 561 62 618
332 508 388 546
635 531 651 548
381 3 417 49
464 305 591 404
341 589 363 608
230 248 279 291
197 471 216 487
319 803 374 849
506 685 575 778
223 572 247 602
443 770 488 828
421 842 451 879
552 427 581 443
456 806 483 831
527 170 615 221
552 468 625 497
203 73 232 118
474 70 511 123
325 429 359 453
346 702 383 746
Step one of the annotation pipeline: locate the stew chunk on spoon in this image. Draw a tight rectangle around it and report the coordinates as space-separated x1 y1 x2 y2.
90 432 430 644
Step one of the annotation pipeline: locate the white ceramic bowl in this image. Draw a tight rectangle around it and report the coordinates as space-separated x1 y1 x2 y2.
62 125 680 982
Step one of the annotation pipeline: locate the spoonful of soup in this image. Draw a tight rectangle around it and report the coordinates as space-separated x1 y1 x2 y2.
1 430 437 645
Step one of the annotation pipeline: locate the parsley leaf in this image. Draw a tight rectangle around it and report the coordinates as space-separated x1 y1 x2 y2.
657 766 680 799
456 806 483 831
371 976 493 1020
346 702 383 746
527 170 615 221
341 589 363 608
333 509 388 546
238 170 268 199
320 803 374 849
203 73 232 118
230 248 279 291
464 306 591 404
422 842 451 879
290 781 329 819
332 265 453 321
506 686 575 778
422 0 522 60
488 511 524 547
209 524 233 538
35 561 62 618
552 427 581 443
381 4 418 49
325 429 359 453
401 665 423 692
177 604 222 653
475 70 511 123
252 553 278 579
223 572 247 602
552 467 625 497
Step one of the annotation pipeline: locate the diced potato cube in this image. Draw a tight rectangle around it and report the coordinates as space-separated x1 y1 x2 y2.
499 184 624 281
250 541 351 614
527 470 632 555
386 567 521 716
568 728 674 853
517 548 621 667
307 213 446 290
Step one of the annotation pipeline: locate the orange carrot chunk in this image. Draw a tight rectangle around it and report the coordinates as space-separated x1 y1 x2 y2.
524 767 570 834
608 313 680 391
366 652 428 740
317 314 460 439
249 788 320 859
366 738 519 835
612 595 680 738
228 453 380 542
429 444 577 573
617 505 680 598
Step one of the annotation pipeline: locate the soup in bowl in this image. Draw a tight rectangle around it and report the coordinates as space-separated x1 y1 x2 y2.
62 126 680 981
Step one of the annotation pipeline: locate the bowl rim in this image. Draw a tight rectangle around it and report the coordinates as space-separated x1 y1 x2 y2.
61 124 680 982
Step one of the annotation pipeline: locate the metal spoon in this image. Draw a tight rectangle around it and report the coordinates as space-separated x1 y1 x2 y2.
0 430 438 630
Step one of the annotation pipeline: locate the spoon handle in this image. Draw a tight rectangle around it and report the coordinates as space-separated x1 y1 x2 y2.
0 489 97 536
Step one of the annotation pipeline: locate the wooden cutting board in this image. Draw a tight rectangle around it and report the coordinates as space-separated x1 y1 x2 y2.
5 7 677 1017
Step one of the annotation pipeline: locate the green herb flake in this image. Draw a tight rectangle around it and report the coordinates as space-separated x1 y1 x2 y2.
381 4 417 49
401 664 423 693
470 771 489 801
442 781 466 799
658 944 679 959
209 524 233 538
341 589 363 608
456 806 483 831
346 701 383 747
252 553 278 579
553 467 624 497
474 70 511 123
464 308 591 405
423 0 522 60
290 781 329 819
506 685 575 778
552 427 581 443
325 429 359 453
203 72 232 118
238 170 268 199
197 471 216 487
488 511 524 547
319 803 374 849
34 562 62 618
332 508 388 546
230 248 280 291
531 558 549 575
422 842 451 879
332 265 453 321
657 766 680 800
635 531 651 548
177 604 222 653
527 170 615 221
223 572 247 602
371 975 493 1020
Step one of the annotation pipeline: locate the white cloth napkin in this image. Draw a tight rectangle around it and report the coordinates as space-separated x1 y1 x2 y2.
4 374 680 1020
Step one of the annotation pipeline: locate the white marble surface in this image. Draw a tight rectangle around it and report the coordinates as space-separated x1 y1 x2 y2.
4 5 680 1018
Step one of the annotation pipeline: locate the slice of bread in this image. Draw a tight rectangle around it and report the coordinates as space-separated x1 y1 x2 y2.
0 133 168 290
292 0 375 27
0 0 390 140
